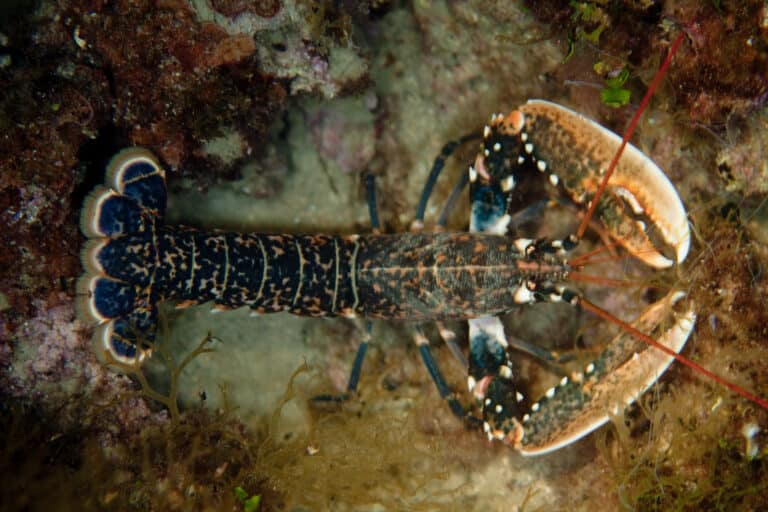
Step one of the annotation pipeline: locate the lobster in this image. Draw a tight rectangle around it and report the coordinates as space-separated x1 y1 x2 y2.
76 33 767 456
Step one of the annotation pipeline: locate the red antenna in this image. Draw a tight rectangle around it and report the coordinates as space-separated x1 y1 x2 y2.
580 299 768 410
575 32 768 411
576 32 685 239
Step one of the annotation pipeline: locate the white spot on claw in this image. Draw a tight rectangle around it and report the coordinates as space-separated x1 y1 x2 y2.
514 238 533 253
501 175 515 191
514 285 534 304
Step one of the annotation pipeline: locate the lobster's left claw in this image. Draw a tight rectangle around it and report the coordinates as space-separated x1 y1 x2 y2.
516 290 695 456
519 100 690 268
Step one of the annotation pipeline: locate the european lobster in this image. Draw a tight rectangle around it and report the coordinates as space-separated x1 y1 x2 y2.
76 32 767 456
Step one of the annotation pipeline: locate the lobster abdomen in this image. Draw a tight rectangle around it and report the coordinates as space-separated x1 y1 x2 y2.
152 230 359 317
83 225 364 363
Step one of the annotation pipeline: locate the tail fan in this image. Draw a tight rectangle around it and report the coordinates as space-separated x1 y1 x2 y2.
77 148 166 364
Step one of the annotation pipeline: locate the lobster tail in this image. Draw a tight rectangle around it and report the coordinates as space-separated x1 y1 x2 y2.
77 148 166 364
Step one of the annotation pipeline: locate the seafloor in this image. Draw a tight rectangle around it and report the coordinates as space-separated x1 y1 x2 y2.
2 1 768 511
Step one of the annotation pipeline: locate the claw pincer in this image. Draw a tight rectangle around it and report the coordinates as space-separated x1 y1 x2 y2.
518 100 690 267
465 101 695 454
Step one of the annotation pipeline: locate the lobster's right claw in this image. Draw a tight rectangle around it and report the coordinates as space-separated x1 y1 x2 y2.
519 100 691 268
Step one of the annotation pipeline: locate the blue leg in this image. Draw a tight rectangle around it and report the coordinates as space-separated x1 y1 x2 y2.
313 322 372 403
435 321 468 370
413 327 469 421
345 322 371 393
412 132 480 229
436 172 469 229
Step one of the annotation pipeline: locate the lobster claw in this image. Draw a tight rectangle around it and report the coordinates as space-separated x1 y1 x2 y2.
518 100 690 268
515 290 695 456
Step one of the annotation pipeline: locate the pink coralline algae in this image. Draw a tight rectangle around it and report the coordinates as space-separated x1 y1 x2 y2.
6 296 165 436
307 98 376 175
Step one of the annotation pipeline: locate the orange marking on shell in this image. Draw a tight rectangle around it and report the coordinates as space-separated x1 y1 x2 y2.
509 420 525 447
499 110 525 135
515 260 566 274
